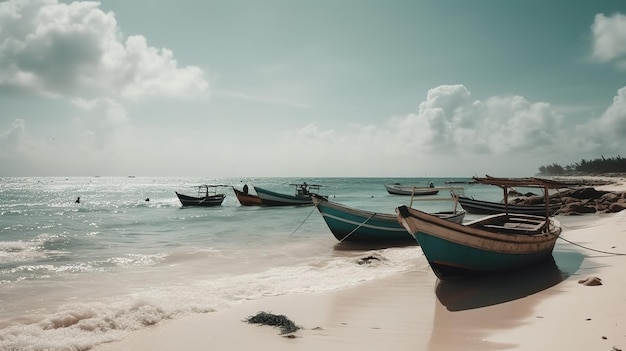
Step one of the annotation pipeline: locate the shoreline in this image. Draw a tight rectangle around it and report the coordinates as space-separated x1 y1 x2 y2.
93 178 626 351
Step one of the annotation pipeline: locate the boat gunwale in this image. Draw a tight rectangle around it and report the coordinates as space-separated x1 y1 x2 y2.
253 185 317 206
312 195 408 233
456 195 560 210
396 205 561 248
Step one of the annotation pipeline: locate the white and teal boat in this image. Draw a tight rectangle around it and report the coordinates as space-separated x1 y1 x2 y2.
253 183 324 206
396 176 566 280
312 194 464 246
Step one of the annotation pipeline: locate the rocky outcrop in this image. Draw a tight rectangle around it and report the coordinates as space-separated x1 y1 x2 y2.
558 188 626 215
513 187 626 216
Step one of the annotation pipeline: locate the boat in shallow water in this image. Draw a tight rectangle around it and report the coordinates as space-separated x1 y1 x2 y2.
254 182 325 206
175 185 227 207
312 194 465 246
232 186 263 206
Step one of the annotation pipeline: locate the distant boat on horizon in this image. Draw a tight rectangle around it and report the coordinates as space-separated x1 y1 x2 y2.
384 183 439 196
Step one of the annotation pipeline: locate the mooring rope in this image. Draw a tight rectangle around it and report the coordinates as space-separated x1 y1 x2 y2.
555 234 626 256
290 206 317 235
339 213 377 243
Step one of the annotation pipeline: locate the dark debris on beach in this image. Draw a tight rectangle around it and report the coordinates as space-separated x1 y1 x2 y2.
244 311 301 335
356 253 387 265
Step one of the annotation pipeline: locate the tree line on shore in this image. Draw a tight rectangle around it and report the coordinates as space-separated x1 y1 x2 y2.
537 155 626 176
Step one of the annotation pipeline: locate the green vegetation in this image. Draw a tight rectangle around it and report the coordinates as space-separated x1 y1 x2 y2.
538 155 626 176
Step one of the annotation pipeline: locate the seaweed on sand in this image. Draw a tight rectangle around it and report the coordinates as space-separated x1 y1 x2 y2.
244 311 301 334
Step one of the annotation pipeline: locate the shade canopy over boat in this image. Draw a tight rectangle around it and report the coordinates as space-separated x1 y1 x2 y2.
469 175 569 218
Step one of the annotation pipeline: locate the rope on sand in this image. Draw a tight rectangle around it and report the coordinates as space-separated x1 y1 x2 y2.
554 233 626 256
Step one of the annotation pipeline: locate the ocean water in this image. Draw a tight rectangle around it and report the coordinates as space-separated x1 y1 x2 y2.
0 176 503 350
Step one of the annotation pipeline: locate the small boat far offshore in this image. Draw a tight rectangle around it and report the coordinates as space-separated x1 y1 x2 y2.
384 183 439 196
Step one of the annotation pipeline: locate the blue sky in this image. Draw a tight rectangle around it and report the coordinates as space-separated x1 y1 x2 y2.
1 0 625 177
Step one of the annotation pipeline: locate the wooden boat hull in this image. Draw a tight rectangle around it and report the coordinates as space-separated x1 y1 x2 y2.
457 196 559 216
312 195 465 245
396 205 561 280
233 188 263 206
254 186 314 206
175 192 225 207
385 184 439 196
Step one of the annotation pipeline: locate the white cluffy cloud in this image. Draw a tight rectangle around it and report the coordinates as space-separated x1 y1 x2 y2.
0 0 209 100
276 84 569 176
389 85 565 156
582 86 626 151
0 0 211 170
591 13 626 69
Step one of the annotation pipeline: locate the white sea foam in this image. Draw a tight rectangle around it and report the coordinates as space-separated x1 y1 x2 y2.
0 247 426 351
0 238 49 264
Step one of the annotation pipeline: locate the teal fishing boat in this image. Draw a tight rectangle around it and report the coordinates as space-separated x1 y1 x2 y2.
312 194 464 245
254 182 324 206
456 195 560 216
396 176 567 280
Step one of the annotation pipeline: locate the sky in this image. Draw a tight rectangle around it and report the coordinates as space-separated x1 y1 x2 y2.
1 0 625 177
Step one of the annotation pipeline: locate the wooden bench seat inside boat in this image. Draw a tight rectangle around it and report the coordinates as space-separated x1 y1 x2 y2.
484 220 546 233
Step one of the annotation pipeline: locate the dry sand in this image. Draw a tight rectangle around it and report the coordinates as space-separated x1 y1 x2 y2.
94 178 626 351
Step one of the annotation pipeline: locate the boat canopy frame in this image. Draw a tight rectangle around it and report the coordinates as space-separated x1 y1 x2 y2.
472 176 570 232
289 183 323 196
190 184 230 197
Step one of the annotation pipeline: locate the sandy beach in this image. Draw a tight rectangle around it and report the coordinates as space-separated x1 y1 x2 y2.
93 178 626 351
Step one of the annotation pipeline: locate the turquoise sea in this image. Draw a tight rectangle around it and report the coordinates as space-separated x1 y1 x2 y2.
0 176 527 350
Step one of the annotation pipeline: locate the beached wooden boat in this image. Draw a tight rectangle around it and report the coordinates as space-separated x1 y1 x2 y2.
384 183 439 196
176 185 226 207
396 176 567 280
456 195 560 216
311 194 465 245
254 183 324 206
232 186 263 206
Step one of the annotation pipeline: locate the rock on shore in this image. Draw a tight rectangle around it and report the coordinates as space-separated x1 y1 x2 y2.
513 186 626 216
